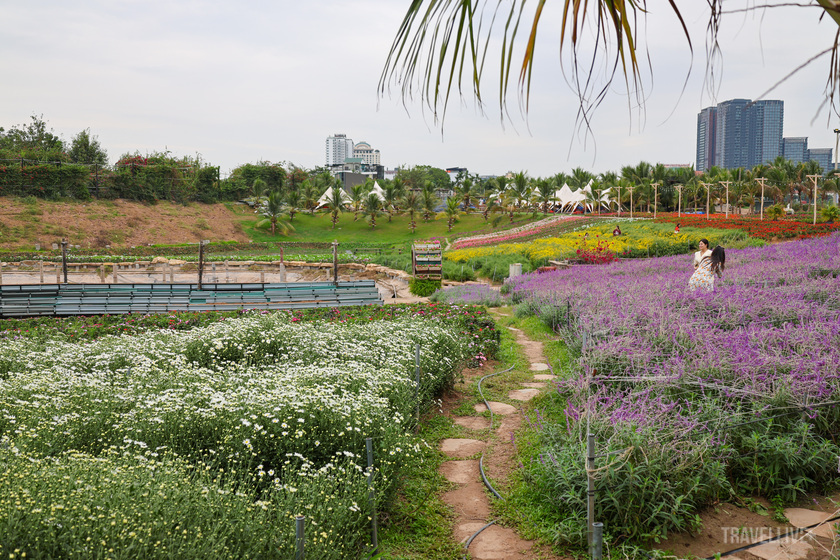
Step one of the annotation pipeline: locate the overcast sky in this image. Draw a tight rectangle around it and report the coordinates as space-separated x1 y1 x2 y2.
2 1 838 178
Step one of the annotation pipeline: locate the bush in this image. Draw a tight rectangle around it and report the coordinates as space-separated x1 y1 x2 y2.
409 278 442 297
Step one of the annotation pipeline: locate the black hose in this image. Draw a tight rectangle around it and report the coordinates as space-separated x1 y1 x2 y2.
462 365 515 558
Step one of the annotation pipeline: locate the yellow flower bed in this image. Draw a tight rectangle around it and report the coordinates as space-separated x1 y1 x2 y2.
445 221 709 263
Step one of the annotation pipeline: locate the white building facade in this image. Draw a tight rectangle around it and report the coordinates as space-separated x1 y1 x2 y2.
325 134 356 166
353 141 380 165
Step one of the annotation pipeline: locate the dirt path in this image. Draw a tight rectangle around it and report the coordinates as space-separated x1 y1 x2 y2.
437 311 568 559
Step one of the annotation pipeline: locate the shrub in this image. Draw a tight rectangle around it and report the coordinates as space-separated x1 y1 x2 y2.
410 278 442 297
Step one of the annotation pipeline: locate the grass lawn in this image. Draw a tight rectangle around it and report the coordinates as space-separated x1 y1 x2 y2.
232 204 544 246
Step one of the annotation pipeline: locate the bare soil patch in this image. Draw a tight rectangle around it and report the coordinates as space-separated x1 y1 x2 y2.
0 197 249 249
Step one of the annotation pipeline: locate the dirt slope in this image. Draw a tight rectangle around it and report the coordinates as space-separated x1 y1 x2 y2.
0 197 250 249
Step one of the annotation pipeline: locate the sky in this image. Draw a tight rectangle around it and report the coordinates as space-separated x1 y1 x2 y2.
2 1 839 179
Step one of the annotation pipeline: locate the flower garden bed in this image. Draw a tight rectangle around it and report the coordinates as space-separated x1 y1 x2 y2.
504 234 840 543
0 304 499 559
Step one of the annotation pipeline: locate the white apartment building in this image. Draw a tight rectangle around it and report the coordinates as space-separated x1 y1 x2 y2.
325 134 356 166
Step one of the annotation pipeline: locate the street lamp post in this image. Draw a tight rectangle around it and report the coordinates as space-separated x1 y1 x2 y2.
756 177 766 220
720 181 732 218
651 182 660 218
700 182 711 221
675 185 683 217
807 174 820 225
834 128 839 172
627 185 635 219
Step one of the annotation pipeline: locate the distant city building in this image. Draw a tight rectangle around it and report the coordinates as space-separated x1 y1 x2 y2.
696 107 717 172
696 98 783 171
807 147 833 174
353 141 381 166
325 134 355 166
783 137 808 164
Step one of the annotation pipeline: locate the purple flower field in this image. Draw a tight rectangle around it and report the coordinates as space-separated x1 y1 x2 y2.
508 233 840 542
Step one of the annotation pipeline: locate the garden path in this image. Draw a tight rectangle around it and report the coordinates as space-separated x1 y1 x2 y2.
437 313 567 560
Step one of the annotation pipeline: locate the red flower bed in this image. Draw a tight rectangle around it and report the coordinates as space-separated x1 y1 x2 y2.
654 214 840 240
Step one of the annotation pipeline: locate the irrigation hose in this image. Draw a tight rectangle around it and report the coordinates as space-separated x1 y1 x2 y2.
703 513 840 560
462 365 515 558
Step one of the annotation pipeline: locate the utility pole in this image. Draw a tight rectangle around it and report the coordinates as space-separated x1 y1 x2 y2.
700 182 711 221
626 185 635 219
675 185 683 217
756 177 767 220
720 181 732 218
807 174 820 225
651 182 660 218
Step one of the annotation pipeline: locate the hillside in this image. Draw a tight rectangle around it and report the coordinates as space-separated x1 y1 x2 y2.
0 197 251 249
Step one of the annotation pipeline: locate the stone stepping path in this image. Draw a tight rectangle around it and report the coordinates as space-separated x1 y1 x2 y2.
474 401 517 415
437 308 567 559
508 388 540 401
785 508 839 540
454 416 491 430
440 438 485 458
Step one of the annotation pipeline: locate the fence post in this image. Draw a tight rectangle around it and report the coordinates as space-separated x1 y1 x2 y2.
61 239 68 284
366 437 379 555
332 240 339 285
198 240 205 289
592 522 604 560
415 343 421 426
295 515 305 560
100 265 106 283
39 260 44 284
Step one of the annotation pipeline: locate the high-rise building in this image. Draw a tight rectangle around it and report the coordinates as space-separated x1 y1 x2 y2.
783 137 808 164
696 107 716 172
807 147 833 174
747 100 784 166
325 134 355 166
697 98 784 171
353 141 381 166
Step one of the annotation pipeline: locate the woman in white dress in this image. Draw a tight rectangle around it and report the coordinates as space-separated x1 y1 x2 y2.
689 239 715 291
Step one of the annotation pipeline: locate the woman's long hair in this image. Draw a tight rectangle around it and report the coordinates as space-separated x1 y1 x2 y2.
711 246 726 276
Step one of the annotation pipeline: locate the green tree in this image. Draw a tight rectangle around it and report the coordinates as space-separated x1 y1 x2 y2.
257 191 294 235
533 178 556 215
68 128 108 165
285 189 302 221
438 196 463 232
325 184 346 229
421 180 438 222
1 114 65 157
401 190 422 233
362 192 385 228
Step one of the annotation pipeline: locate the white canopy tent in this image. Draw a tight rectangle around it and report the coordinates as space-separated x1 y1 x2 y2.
315 186 352 209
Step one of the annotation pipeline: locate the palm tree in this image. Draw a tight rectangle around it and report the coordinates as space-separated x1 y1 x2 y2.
421 180 438 222
362 193 385 229
285 189 302 221
379 3 840 137
401 190 422 233
438 196 463 232
301 180 319 215
350 184 367 220
510 172 532 216
533 178 556 214
456 176 475 210
257 191 294 236
325 184 346 229
383 183 400 222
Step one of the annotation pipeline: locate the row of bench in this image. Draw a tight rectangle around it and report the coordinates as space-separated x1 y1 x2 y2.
0 281 383 317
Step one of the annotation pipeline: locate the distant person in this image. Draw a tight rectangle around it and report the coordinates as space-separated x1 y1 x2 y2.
674 223 680 234
612 225 622 236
